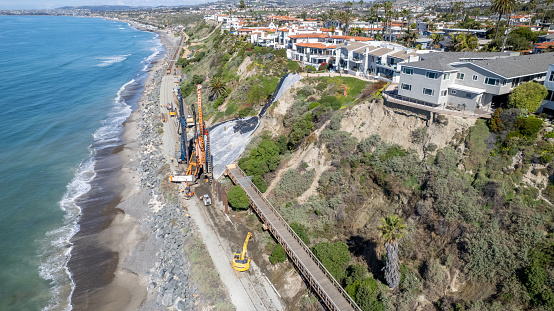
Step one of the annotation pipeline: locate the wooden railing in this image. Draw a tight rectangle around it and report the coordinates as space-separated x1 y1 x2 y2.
226 164 361 311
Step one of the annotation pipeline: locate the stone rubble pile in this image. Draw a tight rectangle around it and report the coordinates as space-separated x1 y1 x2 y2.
136 61 196 310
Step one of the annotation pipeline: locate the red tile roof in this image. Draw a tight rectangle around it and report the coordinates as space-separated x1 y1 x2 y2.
329 35 373 41
296 42 336 49
290 33 329 39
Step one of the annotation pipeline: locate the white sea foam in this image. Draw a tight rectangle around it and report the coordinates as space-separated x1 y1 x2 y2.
38 76 137 310
38 158 95 311
95 54 131 67
141 35 164 71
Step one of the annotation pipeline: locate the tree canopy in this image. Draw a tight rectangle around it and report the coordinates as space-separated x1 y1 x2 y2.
508 81 548 113
312 241 351 282
227 185 249 210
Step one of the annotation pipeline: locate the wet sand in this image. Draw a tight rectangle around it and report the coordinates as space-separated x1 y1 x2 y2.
69 25 179 310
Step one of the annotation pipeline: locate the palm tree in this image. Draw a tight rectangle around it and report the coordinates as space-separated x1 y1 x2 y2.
208 77 227 100
452 33 479 51
429 33 444 50
378 215 406 289
337 10 354 35
359 0 364 8
238 0 246 10
366 5 378 38
491 0 515 40
383 1 393 42
451 2 464 21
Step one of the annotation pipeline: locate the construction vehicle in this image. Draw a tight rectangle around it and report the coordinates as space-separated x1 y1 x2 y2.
167 102 176 117
202 194 212 206
232 232 252 272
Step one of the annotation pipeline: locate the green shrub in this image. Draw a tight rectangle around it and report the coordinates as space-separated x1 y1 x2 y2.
312 241 351 282
305 65 316 72
522 241 554 308
508 81 548 113
273 169 315 204
290 222 310 245
345 264 368 286
227 186 249 210
463 119 491 170
320 95 342 110
380 145 407 161
213 97 224 109
225 103 238 115
252 175 267 192
345 276 384 311
286 61 300 72
269 244 287 264
238 139 281 176
541 153 553 164
238 107 253 118
517 116 543 138
289 113 313 147
308 102 321 110
545 132 554 139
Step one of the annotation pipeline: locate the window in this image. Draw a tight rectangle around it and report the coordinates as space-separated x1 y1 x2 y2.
401 83 412 91
426 71 439 79
443 73 451 80
440 90 447 96
451 89 457 94
502 80 507 86
423 88 434 96
473 74 478 81
466 92 472 98
484 77 499 85
549 71 554 82
402 67 413 75
457 72 465 80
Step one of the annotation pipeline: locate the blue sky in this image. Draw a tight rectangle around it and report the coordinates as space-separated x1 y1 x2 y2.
0 0 210 10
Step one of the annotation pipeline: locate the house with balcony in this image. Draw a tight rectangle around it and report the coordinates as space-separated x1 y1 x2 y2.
396 52 553 114
293 42 336 66
334 41 421 81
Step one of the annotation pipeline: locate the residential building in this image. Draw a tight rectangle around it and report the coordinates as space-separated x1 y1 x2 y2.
396 52 553 113
335 41 422 81
539 64 554 114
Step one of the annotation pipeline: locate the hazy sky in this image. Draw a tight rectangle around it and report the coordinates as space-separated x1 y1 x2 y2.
0 0 210 10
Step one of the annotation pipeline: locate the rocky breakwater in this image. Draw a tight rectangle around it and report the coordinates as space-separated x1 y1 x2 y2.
136 66 196 311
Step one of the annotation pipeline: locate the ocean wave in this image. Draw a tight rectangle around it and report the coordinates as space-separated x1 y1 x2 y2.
38 158 96 311
95 54 131 67
38 75 138 310
141 35 164 71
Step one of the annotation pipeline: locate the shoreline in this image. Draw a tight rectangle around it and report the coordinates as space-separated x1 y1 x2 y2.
70 23 184 310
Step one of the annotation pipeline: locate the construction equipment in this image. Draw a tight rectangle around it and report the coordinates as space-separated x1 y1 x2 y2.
167 102 176 117
202 194 212 206
232 232 252 272
170 84 212 195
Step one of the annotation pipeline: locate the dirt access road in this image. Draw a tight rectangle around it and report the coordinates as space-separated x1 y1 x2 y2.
159 59 284 310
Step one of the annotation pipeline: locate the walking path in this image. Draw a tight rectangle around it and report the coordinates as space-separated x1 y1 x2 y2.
226 164 360 311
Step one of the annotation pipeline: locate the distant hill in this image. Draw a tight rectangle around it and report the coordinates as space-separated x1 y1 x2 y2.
56 5 147 11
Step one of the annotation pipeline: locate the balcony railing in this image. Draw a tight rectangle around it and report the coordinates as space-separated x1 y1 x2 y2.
383 91 492 118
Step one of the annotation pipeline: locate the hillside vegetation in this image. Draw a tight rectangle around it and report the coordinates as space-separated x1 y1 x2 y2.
182 23 554 311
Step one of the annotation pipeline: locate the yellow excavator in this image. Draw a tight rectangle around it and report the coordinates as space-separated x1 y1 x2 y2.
232 232 252 272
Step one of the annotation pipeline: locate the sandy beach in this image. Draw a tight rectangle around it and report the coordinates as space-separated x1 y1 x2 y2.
72 26 182 310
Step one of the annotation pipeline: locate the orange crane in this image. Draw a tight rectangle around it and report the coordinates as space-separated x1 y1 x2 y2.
170 84 211 192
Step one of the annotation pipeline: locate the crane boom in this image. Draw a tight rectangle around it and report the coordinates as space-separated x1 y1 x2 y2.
196 84 205 165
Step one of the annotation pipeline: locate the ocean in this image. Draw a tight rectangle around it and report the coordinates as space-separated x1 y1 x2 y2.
0 16 163 310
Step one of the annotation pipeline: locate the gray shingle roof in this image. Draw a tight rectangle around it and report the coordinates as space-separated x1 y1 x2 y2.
469 52 554 78
403 52 554 78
